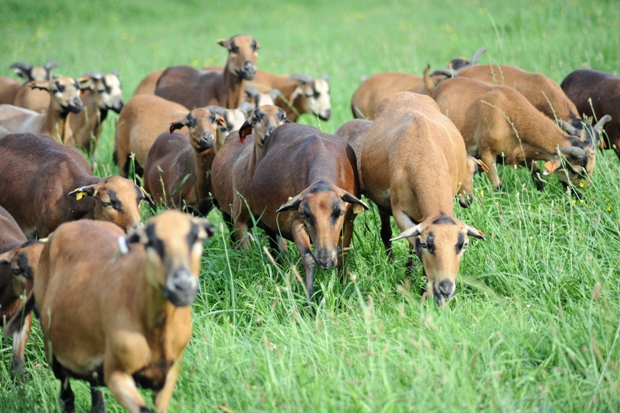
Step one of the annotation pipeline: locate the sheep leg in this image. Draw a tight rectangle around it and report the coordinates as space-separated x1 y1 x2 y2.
106 370 150 413
391 206 420 274
378 207 393 259
525 159 545 191
480 152 501 190
90 387 107 413
11 312 32 381
51 358 75 413
337 214 355 283
153 361 181 413
291 219 315 305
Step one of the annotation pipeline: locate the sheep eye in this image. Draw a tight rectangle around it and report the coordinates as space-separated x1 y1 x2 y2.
419 242 428 250
101 202 113 208
12 268 21 276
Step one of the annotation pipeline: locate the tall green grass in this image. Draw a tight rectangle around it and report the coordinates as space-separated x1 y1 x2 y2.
1 0 619 411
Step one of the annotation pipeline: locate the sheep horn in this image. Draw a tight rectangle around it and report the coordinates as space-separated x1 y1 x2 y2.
560 146 586 160
44 60 60 70
322 73 329 81
244 84 260 98
111 68 119 77
558 119 580 136
270 88 282 100
236 101 253 117
430 68 456 78
10 62 32 71
286 73 313 84
594 114 612 132
84 71 103 80
469 48 487 66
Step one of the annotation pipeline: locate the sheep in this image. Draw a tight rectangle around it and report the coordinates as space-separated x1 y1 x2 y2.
114 94 248 177
561 69 620 159
211 105 291 247
433 64 582 125
67 70 124 153
5 210 214 413
244 84 282 109
0 206 44 379
155 34 259 109
0 133 143 238
333 119 373 190
249 123 368 304
350 48 486 119
0 61 60 105
431 77 610 190
359 92 484 305
143 108 225 215
0 76 85 143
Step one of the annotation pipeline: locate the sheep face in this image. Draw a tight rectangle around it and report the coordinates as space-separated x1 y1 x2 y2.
94 73 124 113
125 210 215 306
29 76 84 114
0 241 44 301
68 177 143 232
170 108 225 152
277 181 368 270
219 35 259 81
391 216 485 306
292 76 332 121
238 105 289 145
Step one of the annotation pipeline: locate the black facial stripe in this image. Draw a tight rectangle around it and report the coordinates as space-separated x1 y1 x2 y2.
432 215 456 225
108 189 123 211
186 113 196 128
426 232 436 255
16 253 33 281
102 77 112 94
303 204 315 227
55 81 65 93
145 225 165 258
331 200 341 224
186 222 199 250
455 232 465 254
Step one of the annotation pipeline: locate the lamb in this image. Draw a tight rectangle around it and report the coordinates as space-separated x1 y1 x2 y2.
351 48 486 119
0 76 85 143
155 34 259 109
68 70 124 153
0 133 143 238
431 77 609 189
211 105 291 247
249 123 368 304
5 210 214 413
0 206 44 379
143 108 225 215
560 69 620 159
0 61 60 105
360 92 485 305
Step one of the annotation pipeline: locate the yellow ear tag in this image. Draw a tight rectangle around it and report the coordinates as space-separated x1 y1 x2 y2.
353 204 365 215
38 238 48 243
75 192 86 201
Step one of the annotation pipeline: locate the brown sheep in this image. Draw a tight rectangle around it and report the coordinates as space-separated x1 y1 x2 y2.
155 34 259 109
5 210 214 413
211 105 291 247
560 69 620 158
0 206 44 379
351 48 487 119
0 76 85 143
360 92 484 305
432 77 610 190
250 123 368 304
143 108 225 215
0 133 143 238
68 70 124 153
0 61 60 105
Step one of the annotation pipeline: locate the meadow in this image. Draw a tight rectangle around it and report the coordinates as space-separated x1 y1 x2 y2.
0 0 619 411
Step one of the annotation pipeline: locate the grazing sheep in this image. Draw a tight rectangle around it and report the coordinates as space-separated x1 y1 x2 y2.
432 77 609 189
143 108 225 215
250 123 368 304
0 61 60 105
5 210 214 413
68 70 124 153
155 34 259 109
360 92 484 305
211 105 291 246
561 69 619 158
0 76 85 143
0 133 143 238
0 206 44 379
351 48 486 119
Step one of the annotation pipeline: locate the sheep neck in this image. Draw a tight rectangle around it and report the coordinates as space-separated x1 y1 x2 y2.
220 68 244 109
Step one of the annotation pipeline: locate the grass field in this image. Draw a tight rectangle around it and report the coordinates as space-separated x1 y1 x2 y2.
1 0 620 411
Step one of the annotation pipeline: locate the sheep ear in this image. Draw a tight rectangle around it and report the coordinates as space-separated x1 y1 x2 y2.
29 81 51 91
341 192 369 214
193 218 215 239
543 160 562 175
214 113 226 127
238 119 252 143
169 118 187 133
390 225 422 241
217 39 230 49
277 195 303 213
466 226 486 240
474 158 489 172
68 185 97 200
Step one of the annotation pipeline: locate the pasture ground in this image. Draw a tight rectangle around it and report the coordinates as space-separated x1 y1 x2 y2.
1 0 619 411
